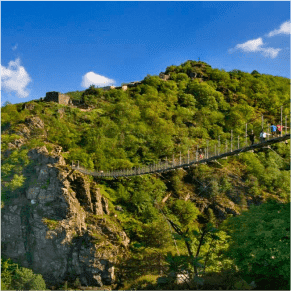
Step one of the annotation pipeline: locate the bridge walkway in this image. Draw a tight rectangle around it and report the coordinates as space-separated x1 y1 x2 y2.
72 134 290 178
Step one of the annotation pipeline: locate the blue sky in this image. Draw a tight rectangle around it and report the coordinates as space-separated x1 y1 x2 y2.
1 1 290 105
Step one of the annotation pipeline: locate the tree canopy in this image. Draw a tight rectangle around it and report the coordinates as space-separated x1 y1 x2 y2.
1 60 290 289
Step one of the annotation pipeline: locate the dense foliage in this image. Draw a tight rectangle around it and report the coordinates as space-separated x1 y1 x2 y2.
222 200 290 290
1 258 46 290
1 60 290 289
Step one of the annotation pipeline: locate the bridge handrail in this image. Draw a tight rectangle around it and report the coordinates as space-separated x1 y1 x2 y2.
72 134 290 178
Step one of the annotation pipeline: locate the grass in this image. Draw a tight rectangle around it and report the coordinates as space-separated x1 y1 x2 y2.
41 218 60 230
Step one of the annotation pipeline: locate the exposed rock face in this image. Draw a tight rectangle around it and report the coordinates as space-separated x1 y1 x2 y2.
13 124 31 138
1 146 129 288
17 116 47 138
159 72 171 81
7 138 26 149
24 103 35 110
25 116 45 129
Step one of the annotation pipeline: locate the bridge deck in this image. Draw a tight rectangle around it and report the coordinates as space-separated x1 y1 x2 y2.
72 134 290 178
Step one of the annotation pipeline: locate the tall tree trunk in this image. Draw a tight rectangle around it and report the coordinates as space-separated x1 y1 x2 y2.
163 210 211 279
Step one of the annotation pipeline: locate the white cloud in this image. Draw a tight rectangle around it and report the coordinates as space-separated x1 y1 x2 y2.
261 47 281 58
81 72 115 88
1 58 31 98
267 20 291 37
229 37 281 59
236 37 263 52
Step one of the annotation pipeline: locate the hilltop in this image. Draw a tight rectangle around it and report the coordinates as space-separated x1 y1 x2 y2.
1 60 290 290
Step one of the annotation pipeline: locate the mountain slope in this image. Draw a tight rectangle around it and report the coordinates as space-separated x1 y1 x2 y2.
1 60 290 289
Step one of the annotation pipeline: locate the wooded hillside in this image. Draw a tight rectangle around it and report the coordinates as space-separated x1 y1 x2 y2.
1 60 290 290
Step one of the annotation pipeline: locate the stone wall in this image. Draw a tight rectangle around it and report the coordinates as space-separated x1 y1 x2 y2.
58 94 71 105
45 92 71 105
103 86 116 91
115 85 128 91
45 92 59 103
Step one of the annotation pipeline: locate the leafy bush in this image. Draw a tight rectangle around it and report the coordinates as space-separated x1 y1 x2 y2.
2 149 30 203
67 147 94 170
171 199 200 227
12 267 46 290
124 274 159 290
1 279 8 290
1 258 46 290
222 201 290 290
42 218 60 230
136 220 172 249
1 258 19 289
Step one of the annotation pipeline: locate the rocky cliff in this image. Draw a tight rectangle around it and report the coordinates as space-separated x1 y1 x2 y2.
1 146 129 288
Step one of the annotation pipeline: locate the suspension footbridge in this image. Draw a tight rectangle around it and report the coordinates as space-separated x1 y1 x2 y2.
72 134 290 178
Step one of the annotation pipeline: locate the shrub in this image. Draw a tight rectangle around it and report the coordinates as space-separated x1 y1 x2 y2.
171 199 200 226
223 201 290 290
42 218 60 230
12 267 46 290
1 278 8 290
1 258 19 289
124 274 159 290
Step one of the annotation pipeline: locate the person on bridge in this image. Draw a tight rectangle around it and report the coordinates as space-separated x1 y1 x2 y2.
260 130 267 142
277 124 282 136
199 149 204 159
270 124 277 137
249 130 255 145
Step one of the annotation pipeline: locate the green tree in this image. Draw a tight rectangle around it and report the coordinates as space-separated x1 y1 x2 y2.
222 200 290 290
1 258 19 289
12 267 46 290
251 70 260 75
8 174 25 191
178 93 197 108
68 147 94 170
3 100 12 107
1 258 46 290
209 68 230 82
2 149 30 203
143 75 162 88
139 219 172 249
165 216 232 277
1 279 8 290
171 199 200 227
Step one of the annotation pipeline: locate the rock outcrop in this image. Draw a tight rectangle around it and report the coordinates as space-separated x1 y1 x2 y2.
24 103 35 111
25 116 45 130
7 138 26 149
1 146 129 288
13 123 31 138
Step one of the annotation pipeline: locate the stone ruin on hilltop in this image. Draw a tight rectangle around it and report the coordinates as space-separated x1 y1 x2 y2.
43 91 72 105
